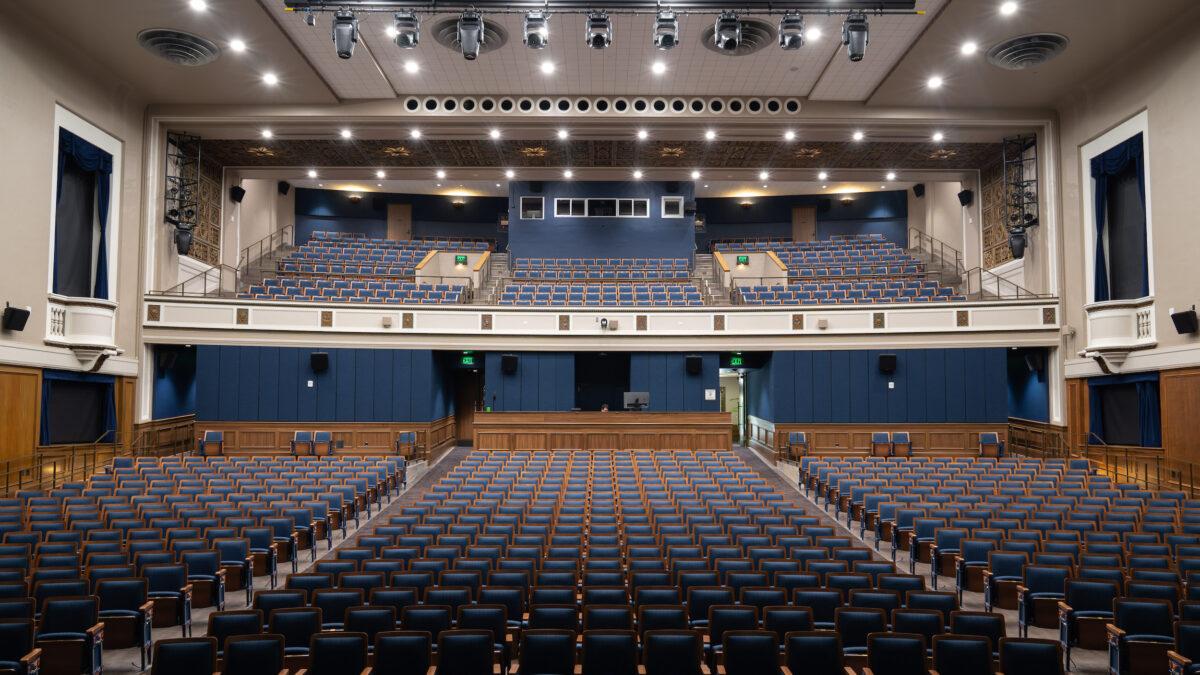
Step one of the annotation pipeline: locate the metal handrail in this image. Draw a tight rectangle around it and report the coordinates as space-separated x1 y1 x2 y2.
959 267 1052 301
239 224 294 271
151 264 241 298
907 227 967 277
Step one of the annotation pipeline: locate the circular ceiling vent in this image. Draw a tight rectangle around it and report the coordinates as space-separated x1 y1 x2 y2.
700 18 776 57
430 17 508 56
986 33 1069 70
137 28 220 66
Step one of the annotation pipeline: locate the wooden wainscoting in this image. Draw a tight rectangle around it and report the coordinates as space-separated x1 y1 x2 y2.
193 417 456 457
766 422 1008 456
0 365 42 461
473 412 732 451
1007 417 1069 458
133 415 196 457
1162 367 1200 465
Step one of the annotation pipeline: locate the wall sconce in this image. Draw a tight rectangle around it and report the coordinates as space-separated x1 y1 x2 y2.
840 194 855 204
451 197 467 208
738 200 754 209
347 192 363 202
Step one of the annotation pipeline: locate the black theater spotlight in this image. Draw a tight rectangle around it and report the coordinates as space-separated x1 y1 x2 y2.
457 10 485 60
842 10 869 62
714 12 741 51
331 9 359 59
653 10 679 50
523 10 549 49
779 13 805 50
1008 228 1027 259
586 11 611 49
391 11 420 48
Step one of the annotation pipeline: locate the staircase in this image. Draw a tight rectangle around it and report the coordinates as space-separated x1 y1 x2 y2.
905 228 967 293
692 254 730 305
473 252 510 304
238 242 297 290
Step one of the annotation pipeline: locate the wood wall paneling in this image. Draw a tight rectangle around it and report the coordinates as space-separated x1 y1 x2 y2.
0 366 41 460
194 418 456 456
1162 367 1200 464
760 422 1008 456
473 412 732 451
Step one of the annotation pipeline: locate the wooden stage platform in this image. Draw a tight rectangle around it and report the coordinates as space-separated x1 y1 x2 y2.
472 411 733 451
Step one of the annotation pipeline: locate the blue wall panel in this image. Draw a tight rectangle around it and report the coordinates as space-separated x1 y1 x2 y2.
749 348 1007 424
196 347 449 422
696 190 909 249
484 352 575 412
294 188 507 246
628 352 720 412
1007 348 1050 422
152 345 197 420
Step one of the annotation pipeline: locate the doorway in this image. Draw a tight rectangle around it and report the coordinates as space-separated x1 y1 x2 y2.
575 352 630 411
454 369 481 445
719 369 745 444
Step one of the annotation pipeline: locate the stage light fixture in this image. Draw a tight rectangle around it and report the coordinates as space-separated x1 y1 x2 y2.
842 10 869 62
852 130 865 141
690 170 701 179
340 128 352 139
392 11 420 48
523 10 549 49
332 9 360 60
586 11 611 49
651 61 667 75
818 171 829 180
376 170 386 179
886 171 897 180
540 60 556 74
557 129 569 140
714 12 741 51
1000 1 1018 17
704 130 716 141
410 129 421 139
260 129 273 139
457 10 485 60
189 0 207 12
779 13 805 50
436 169 447 179
927 75 944 89
653 10 679 50
304 10 317 26
932 131 945 142
759 170 770 181
960 41 978 56
563 169 574 178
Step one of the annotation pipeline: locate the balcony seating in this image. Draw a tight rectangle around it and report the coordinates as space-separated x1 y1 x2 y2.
511 258 691 282
239 278 464 304
737 280 964 305
499 283 703 307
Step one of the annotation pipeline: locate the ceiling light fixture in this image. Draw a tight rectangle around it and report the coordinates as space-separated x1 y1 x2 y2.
304 10 317 26
392 11 420 48
436 170 446 179
188 0 207 11
690 170 702 179
960 41 978 56
586 11 611 49
563 169 574 178
651 61 667 75
841 10 869 62
653 10 679 50
410 128 423 139
307 170 318 178
886 171 897 181
229 39 247 53
523 10 549 49
504 169 515 179
340 128 352 139
403 60 420 74
818 171 829 180
540 60 555 74
376 170 386 179
457 10 485 60
783 130 796 141
758 170 770 181
852 130 865 141
714 12 741 51
806 26 822 42
260 129 273 139
779 13 805 50
386 25 399 38
1000 1 1018 16
331 9 360 60
704 130 716 141
932 131 945 142
262 72 279 86
636 129 649 140
633 170 644 180
557 129 569 140
489 128 501 140
927 75 944 89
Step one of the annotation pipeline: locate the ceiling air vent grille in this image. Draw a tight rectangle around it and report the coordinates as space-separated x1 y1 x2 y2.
431 17 508 55
137 28 220 66
986 33 1069 70
700 18 776 57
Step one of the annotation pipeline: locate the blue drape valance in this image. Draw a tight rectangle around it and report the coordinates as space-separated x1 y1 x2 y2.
55 128 113 299
1087 370 1161 448
1089 133 1147 302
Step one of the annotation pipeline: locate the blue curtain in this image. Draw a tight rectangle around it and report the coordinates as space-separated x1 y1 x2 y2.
39 369 117 446
1087 370 1160 448
1089 133 1146 302
55 128 113 299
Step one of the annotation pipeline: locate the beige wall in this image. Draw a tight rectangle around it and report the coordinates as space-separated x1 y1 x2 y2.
925 182 966 254
1057 6 1200 365
0 8 144 376
233 177 295 265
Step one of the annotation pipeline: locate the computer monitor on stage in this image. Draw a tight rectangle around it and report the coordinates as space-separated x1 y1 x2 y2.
623 392 649 410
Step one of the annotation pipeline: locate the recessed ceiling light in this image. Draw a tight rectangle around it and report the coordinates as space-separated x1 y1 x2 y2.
377 183 383 187
318 183 324 187
557 129 569 140
1000 1 1018 16
229 39 247 53
690 170 701 179
436 183 442 187
818 171 829 180
188 0 207 11
637 129 649 140
339 128 352 139
385 25 399 38
262 72 279 86
436 170 446 179
762 184 768 189
932 131 945 142
880 185 886 189
563 169 573 179
704 130 716 141
822 185 827 189
307 169 317 178
852 130 865 141
805 26 822 41
540 61 556 75
651 61 667 75
758 170 770 181
926 75 944 90
886 171 897 180
489 128 501 140
703 184 709 188
633 170 643 180
504 169 516 179
783 130 796 141
260 129 273 139
960 41 979 56
495 183 501 187
376 170 386 179
403 60 419 74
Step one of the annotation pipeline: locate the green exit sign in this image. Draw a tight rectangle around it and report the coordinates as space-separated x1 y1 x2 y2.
736 255 750 266
729 355 744 367
460 354 476 366
455 254 469 266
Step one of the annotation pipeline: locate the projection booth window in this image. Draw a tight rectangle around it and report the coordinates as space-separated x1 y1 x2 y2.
1091 132 1149 302
53 128 113 299
520 196 544 220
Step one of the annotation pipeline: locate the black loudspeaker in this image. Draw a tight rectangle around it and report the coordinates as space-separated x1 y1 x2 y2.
1025 351 1045 374
878 354 897 374
501 354 519 374
816 198 832 214
665 181 680 193
529 182 543 193
912 183 926 198
372 196 387 210
310 352 329 373
156 350 178 372
957 189 974 207
1171 308 1199 334
230 186 246 203
685 355 702 375
1 305 30 331
277 181 290 196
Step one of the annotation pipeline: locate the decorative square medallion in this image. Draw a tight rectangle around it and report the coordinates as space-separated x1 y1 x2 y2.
636 315 647 331
402 312 413 329
558 315 570 331
957 310 970 327
147 304 161 322
481 314 493 330
1043 307 1057 325
236 308 249 325
713 315 726 331
320 311 333 328
792 314 804 330
873 312 885 329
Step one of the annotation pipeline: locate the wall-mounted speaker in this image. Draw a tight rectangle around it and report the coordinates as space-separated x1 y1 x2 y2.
1172 307 1199 334
229 186 246 203
1 304 30 331
529 181 543 193
310 352 329 373
957 189 974 207
501 353 519 374
878 354 897 374
277 181 291 196
665 181 680 193
685 355 702 375
912 184 926 198
816 198 832 214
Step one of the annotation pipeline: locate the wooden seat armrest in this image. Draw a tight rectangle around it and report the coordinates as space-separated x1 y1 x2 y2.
638 667 647 675
87 623 104 640
20 647 41 669
928 670 940 675
359 668 372 675
1106 623 1126 640
981 570 994 581
182 583 195 595
1016 584 1029 595
1057 601 1073 614
863 668 876 675
844 668 857 675
1168 650 1192 668
295 669 308 675
215 569 227 581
